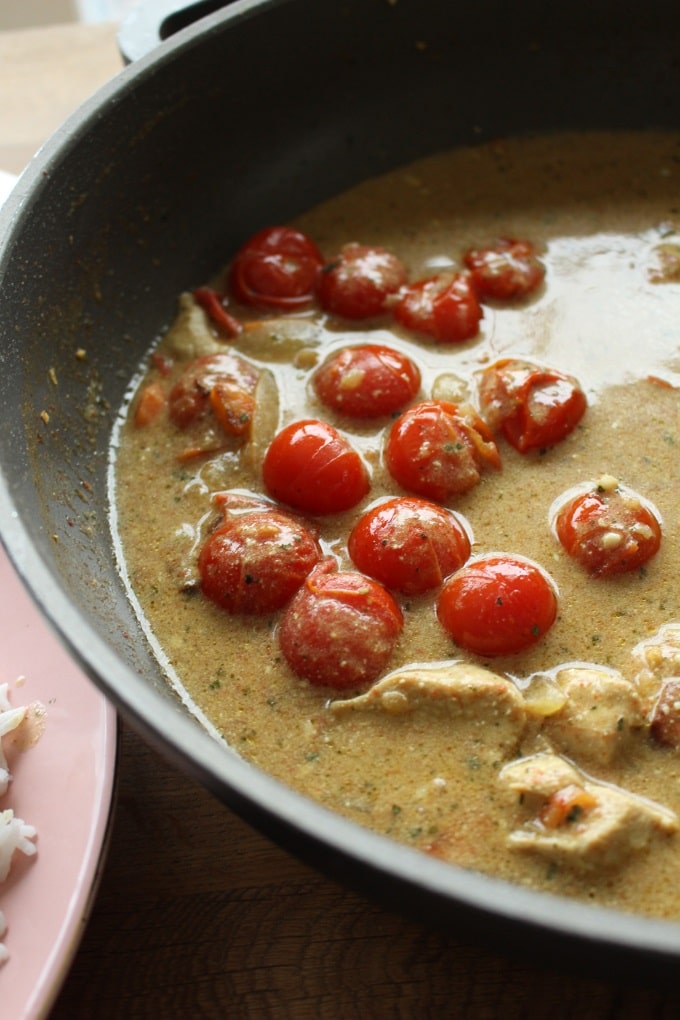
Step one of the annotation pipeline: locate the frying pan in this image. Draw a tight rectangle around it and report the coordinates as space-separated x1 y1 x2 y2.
0 0 678 975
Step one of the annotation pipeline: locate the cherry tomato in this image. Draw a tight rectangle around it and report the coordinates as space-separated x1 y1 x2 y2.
385 401 501 502
392 271 482 343
478 358 587 453
229 226 324 309
168 352 259 433
317 243 407 319
463 238 546 301
199 509 321 614
262 419 370 514
312 344 421 418
437 553 558 657
551 478 662 577
348 497 472 595
278 560 403 688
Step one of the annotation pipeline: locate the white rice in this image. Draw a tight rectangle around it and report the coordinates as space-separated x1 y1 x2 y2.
0 683 37 965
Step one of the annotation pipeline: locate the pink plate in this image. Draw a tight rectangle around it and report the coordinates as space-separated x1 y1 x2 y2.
0 543 117 1019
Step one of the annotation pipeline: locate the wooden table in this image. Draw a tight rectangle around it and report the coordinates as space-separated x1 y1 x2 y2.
2 20 679 1019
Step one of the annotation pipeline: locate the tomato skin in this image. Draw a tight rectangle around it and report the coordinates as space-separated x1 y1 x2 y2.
317 243 407 319
385 400 501 502
199 509 321 614
552 480 662 577
278 560 403 689
168 352 259 431
313 344 421 418
478 358 587 453
192 286 242 337
229 226 324 309
463 238 546 301
437 553 558 657
348 497 472 595
392 272 482 343
262 419 370 515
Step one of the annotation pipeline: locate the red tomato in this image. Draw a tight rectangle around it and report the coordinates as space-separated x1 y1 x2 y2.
478 358 587 453
552 479 662 577
199 509 321 614
312 344 421 418
229 226 324 309
392 271 482 343
317 243 407 319
168 352 259 432
278 560 403 688
463 238 546 301
437 553 558 657
262 419 370 514
385 401 501 502
348 497 472 595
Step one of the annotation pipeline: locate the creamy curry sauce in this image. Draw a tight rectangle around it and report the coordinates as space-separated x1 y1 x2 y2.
112 132 680 918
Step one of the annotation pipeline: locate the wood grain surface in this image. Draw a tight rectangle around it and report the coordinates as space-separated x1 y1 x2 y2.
2 19 680 1019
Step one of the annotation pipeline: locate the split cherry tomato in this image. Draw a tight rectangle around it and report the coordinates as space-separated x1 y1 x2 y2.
385 400 501 502
477 358 587 453
551 478 662 577
313 344 420 418
392 271 482 343
168 352 259 434
317 243 407 319
348 497 472 595
437 553 558 657
229 226 324 309
278 560 403 689
199 509 321 614
463 238 546 301
262 419 370 515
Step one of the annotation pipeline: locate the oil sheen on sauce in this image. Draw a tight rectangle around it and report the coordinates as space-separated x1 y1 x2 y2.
112 132 680 919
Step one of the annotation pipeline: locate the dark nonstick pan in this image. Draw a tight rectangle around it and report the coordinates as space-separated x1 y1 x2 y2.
0 0 678 975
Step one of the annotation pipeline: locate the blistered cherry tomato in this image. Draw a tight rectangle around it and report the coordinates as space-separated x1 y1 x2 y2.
463 238 546 301
437 553 558 657
477 358 587 453
168 352 259 434
385 400 501 502
313 344 420 418
199 509 321 614
551 478 662 577
317 243 407 319
229 226 324 309
348 497 472 595
262 419 370 515
392 272 482 343
278 560 403 688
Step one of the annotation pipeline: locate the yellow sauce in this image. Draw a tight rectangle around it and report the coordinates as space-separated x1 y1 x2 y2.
112 131 680 918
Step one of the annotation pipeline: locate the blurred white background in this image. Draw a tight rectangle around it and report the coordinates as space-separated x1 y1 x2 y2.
0 0 142 29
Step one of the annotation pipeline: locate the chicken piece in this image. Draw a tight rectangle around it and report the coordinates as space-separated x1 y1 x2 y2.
542 665 643 766
330 660 527 755
649 678 680 748
631 623 680 702
164 292 222 361
500 752 677 871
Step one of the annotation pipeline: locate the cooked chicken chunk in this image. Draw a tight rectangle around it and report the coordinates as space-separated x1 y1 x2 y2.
164 292 222 361
500 753 677 871
542 666 643 765
631 623 680 701
649 678 680 748
330 660 527 755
